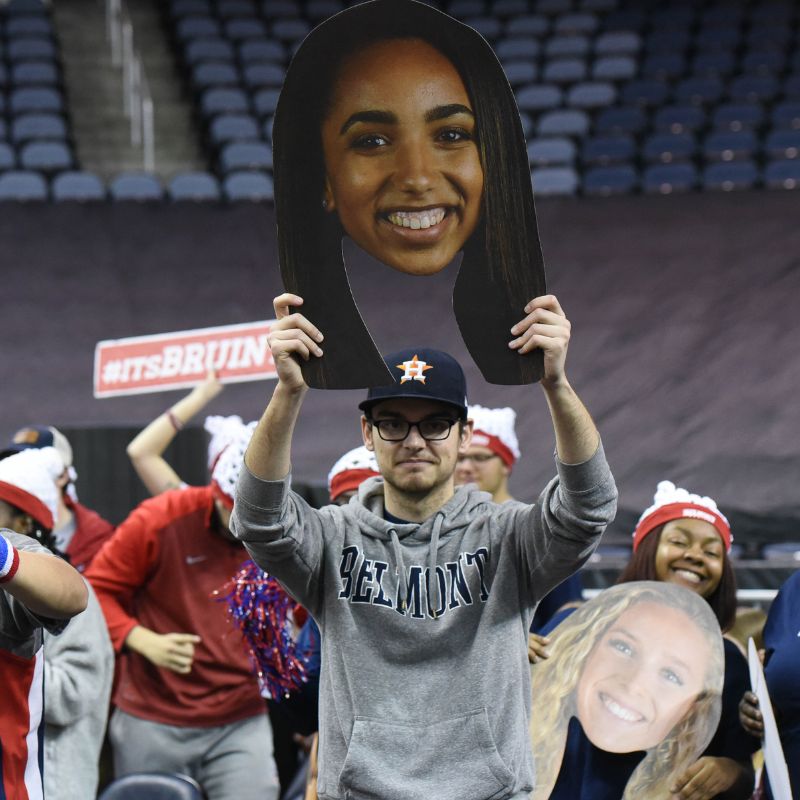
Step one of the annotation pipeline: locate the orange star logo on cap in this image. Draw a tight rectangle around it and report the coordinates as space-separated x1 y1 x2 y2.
396 355 433 384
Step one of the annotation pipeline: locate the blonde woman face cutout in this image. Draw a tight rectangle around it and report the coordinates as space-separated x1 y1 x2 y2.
575 602 711 753
321 38 484 276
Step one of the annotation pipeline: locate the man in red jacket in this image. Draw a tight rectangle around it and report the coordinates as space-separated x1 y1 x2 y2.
85 427 279 800
1 425 114 572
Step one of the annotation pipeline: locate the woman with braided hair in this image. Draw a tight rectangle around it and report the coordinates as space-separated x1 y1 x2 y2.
530 581 725 800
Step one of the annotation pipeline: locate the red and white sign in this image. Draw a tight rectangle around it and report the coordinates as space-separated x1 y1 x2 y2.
94 320 277 398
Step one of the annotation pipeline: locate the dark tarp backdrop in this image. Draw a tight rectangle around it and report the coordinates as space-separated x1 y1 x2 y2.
2 194 799 546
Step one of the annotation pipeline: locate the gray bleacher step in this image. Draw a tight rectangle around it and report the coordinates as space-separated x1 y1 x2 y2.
53 0 205 182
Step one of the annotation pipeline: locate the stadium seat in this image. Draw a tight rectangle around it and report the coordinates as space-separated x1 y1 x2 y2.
765 130 800 160
493 0 528 16
504 15 549 37
702 161 759 191
447 0 485 17
169 0 213 18
761 543 800 561
6 0 49 13
463 16 502 39
650 7 694 31
191 63 240 90
184 39 235 65
0 120 6 141
703 131 759 162
219 141 273 173
537 0 573 15
531 167 579 196
771 102 800 131
645 30 690 55
545 35 590 59
238 39 285 64
168 172 221 201
594 106 647 136
223 170 274 201
712 103 765 132
98 773 203 800
10 87 63 115
305 0 343 21
216 0 258 18
542 59 587 85
580 0 616 11
694 27 740 53
224 19 267 41
6 17 53 38
515 84 562 112
581 134 635 166
741 50 786 76
594 31 641 56
701 6 744 27
642 163 698 194
502 61 537 86
260 0 301 18
621 79 669 108
746 26 791 52
602 10 646 33
51 171 106 202
0 143 16 171
19 141 72 173
200 88 249 117
691 51 735 78
0 169 47 201
728 75 780 105
109 173 163 201
553 13 598 35
591 56 636 82
653 105 706 135
11 113 67 144
242 63 285 90
673 76 724 107
175 17 221 42
567 82 616 110
582 164 638 196
641 53 685 81
784 74 800 101
495 38 539 60
11 61 59 87
7 38 57 62
253 88 280 117
208 113 260 147
643 132 697 164
270 19 311 42
536 109 590 137
526 137 576 167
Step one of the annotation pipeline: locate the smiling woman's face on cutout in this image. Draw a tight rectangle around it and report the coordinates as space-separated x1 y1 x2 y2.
575 602 710 753
321 37 484 276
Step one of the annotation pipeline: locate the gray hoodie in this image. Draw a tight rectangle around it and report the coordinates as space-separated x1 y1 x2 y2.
232 444 616 800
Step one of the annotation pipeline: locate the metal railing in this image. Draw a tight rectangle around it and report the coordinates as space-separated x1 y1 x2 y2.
106 0 155 172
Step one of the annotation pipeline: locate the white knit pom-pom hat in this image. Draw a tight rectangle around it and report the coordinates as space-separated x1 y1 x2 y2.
210 423 255 508
633 480 732 552
0 447 64 530
204 415 257 471
467 405 520 467
327 446 380 502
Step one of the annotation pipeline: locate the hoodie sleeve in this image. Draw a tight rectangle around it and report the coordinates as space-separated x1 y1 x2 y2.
506 440 617 606
231 465 329 616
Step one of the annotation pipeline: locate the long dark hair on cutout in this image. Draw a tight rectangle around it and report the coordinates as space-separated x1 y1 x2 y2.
272 0 546 389
616 523 738 632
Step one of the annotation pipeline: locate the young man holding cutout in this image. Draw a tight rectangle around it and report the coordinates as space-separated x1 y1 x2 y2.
232 292 617 800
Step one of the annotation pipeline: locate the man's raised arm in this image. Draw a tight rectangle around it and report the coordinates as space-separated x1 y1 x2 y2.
245 293 324 480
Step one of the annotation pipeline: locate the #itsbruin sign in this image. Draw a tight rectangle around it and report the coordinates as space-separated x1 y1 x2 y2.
93 321 277 398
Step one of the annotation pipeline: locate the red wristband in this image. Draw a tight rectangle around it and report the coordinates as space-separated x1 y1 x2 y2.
167 410 184 432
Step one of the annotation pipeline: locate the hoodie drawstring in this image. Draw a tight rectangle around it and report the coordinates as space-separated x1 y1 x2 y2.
428 513 444 619
389 529 407 611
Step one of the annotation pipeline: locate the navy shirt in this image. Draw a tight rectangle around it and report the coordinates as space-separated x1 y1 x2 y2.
540 607 756 799
764 571 800 800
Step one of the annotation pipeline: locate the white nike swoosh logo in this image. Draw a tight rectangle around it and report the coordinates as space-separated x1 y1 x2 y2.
185 555 207 565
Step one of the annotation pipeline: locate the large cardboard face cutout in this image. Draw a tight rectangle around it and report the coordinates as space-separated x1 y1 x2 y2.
530 583 724 800
273 0 546 389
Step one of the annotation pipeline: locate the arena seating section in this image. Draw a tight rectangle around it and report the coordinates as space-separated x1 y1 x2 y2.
1 0 799 199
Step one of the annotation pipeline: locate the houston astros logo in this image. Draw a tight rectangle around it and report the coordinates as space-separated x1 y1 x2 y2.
396 355 433 384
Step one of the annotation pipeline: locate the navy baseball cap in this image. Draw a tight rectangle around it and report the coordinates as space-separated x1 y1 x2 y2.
359 348 468 419
0 425 73 468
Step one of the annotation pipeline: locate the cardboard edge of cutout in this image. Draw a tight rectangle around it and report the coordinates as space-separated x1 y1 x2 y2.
529 582 725 800
747 637 792 800
273 0 546 389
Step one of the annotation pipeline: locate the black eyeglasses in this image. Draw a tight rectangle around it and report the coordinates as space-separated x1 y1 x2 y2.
368 417 459 442
456 453 499 465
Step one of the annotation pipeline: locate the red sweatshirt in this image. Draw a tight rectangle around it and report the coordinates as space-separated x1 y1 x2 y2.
63 496 115 573
85 486 264 727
